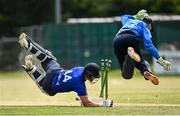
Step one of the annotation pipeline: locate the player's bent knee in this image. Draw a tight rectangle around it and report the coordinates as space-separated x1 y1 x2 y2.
122 72 133 79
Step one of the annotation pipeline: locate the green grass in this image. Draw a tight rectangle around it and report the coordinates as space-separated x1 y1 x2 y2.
0 70 180 115
1 106 180 115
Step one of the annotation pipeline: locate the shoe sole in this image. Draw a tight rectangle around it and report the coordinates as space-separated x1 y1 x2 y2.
144 72 159 85
127 47 141 62
19 33 28 48
24 55 33 70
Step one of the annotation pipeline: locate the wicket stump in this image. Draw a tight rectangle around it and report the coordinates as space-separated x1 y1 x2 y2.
100 59 111 99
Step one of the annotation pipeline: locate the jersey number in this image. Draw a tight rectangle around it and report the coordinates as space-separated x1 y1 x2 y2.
63 70 73 82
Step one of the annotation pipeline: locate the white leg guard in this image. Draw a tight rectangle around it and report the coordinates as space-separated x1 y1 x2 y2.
23 65 48 95
27 39 56 62
20 33 57 62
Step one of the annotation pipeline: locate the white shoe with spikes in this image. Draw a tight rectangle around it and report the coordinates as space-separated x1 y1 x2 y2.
23 55 33 70
19 33 29 49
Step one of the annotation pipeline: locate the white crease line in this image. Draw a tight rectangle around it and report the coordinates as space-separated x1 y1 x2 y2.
116 103 180 107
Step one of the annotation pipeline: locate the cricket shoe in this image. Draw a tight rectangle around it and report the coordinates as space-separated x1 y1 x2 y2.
143 71 159 85
19 33 29 49
127 47 141 62
22 55 33 71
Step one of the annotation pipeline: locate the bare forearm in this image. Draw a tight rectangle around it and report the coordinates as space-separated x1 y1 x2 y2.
83 100 100 107
79 96 113 107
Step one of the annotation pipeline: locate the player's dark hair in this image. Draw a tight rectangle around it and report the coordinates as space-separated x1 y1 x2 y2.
143 17 154 32
143 17 153 25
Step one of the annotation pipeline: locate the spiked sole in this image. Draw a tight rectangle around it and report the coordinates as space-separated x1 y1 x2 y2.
19 33 28 48
24 55 33 70
127 47 141 62
144 71 159 85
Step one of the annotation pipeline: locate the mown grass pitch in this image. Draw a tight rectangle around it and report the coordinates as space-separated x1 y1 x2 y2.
0 70 180 115
1 106 180 115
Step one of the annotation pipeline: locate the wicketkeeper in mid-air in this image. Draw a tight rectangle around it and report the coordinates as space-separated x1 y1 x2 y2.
18 33 113 107
113 10 172 85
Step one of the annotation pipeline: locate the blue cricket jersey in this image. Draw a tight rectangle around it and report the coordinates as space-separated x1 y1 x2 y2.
116 15 160 59
51 67 87 96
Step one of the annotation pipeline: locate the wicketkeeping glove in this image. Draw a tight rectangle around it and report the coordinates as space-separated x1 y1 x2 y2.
100 99 113 107
156 57 172 71
134 9 149 20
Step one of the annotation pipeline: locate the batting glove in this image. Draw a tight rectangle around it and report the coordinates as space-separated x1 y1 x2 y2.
134 9 149 20
100 99 113 107
156 57 172 71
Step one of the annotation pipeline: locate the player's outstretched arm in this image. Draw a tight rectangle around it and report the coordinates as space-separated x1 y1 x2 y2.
79 96 113 107
80 96 99 107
